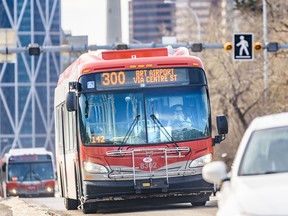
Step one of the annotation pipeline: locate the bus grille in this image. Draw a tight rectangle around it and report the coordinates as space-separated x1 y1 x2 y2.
106 147 191 189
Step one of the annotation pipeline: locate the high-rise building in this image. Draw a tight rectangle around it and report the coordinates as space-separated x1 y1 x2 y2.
107 0 122 44
130 0 232 44
175 0 211 42
0 0 61 157
129 0 176 43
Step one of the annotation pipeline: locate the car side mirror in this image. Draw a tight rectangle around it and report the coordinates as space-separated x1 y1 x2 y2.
202 161 228 185
66 92 77 112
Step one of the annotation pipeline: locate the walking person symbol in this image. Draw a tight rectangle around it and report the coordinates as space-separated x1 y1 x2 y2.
236 35 249 56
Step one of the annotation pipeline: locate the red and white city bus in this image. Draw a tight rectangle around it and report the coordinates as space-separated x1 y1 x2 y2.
54 47 228 213
1 148 55 197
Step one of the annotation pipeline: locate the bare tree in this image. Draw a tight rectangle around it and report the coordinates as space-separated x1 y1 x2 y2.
206 0 288 164
174 0 288 165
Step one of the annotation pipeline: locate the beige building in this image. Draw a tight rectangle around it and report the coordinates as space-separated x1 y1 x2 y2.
125 0 234 45
175 0 233 43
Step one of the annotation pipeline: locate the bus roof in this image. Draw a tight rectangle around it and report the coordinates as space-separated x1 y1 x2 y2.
57 47 203 86
7 148 52 156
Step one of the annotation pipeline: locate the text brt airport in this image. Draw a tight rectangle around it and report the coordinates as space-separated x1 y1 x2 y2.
54 46 228 214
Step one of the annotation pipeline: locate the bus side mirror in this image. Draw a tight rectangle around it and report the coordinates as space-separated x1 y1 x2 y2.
217 115 228 135
213 115 228 145
2 163 6 172
66 92 77 112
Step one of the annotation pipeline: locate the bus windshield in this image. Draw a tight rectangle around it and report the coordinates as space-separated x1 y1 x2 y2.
8 162 54 182
79 86 210 145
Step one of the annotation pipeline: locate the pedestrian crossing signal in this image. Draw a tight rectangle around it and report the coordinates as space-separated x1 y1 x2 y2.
233 33 253 61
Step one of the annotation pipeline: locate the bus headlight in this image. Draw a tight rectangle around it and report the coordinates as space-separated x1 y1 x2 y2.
9 188 17 195
46 187 53 193
189 153 212 168
84 161 108 174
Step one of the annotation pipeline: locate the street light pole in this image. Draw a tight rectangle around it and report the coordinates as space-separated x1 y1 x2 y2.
164 0 201 42
186 2 201 41
263 0 268 107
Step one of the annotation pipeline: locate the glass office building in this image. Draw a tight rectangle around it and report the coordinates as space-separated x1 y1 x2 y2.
129 0 176 43
0 0 61 157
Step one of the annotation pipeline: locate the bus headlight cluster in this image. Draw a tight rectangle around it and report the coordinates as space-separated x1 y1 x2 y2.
9 188 17 195
189 153 212 168
84 161 108 174
46 187 53 193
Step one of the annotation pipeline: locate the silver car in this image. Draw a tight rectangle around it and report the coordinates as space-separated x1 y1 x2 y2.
203 112 288 216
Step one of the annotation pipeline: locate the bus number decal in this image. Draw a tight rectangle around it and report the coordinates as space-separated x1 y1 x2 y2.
92 136 105 144
102 72 126 86
139 162 157 170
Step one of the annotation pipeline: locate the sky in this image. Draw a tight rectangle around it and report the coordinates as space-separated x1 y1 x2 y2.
61 0 129 45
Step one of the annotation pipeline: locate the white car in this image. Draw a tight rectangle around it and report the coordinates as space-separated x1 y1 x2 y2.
203 112 288 216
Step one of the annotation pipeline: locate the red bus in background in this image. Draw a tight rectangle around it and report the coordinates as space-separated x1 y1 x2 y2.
1 148 55 197
54 47 228 214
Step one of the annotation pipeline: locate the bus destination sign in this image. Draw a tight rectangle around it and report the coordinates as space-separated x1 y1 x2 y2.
95 68 189 90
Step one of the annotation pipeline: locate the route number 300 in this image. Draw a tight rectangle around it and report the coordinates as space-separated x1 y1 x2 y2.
102 72 126 86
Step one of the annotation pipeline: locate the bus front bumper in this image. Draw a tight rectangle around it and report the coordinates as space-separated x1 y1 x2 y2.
82 174 213 203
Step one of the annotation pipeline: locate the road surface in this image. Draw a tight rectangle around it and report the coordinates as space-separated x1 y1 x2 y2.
0 196 217 216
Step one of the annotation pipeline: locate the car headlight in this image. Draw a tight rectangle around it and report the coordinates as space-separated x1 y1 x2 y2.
83 161 108 174
189 153 212 168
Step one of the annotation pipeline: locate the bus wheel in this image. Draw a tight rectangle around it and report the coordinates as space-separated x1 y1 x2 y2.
191 201 206 207
64 197 78 210
82 203 97 214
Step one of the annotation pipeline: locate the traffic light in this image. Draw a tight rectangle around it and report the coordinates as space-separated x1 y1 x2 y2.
254 42 262 51
267 42 279 52
27 43 41 55
115 43 128 50
224 42 232 51
191 43 203 52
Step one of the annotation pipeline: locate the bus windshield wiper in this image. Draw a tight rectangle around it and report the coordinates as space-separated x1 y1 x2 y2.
150 114 179 147
31 170 42 182
85 99 89 118
118 114 141 149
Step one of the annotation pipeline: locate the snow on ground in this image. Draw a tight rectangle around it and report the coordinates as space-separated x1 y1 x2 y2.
0 197 60 216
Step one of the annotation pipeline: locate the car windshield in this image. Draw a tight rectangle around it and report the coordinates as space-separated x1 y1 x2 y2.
8 162 54 182
79 86 210 145
239 126 288 175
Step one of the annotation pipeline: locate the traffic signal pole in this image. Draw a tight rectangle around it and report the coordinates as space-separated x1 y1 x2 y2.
0 43 227 55
0 42 287 55
263 0 268 107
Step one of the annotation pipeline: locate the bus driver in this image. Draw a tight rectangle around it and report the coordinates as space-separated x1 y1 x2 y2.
166 104 194 140
167 104 193 131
